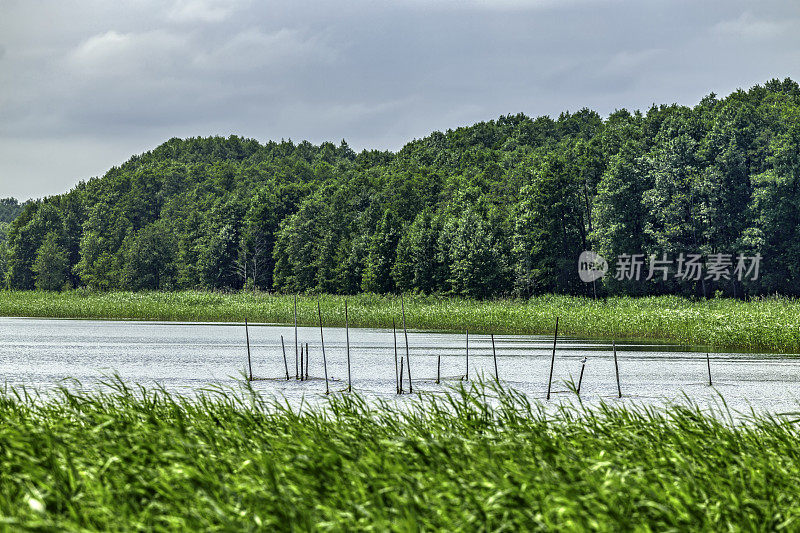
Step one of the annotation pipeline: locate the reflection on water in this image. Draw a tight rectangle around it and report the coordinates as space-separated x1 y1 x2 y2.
2 317 800 416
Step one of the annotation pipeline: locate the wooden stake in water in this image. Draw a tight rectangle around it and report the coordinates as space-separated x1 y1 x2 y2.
613 341 622 398
706 352 712 386
546 317 559 400
281 335 289 380
577 356 587 396
317 301 329 395
345 299 352 393
491 333 499 381
299 344 304 382
401 295 412 393
294 294 299 380
305 342 309 380
393 319 399 394
436 355 441 384
245 318 253 381
399 357 404 394
465 329 469 381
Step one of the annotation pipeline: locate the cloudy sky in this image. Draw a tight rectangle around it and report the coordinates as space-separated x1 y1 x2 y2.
1 0 799 200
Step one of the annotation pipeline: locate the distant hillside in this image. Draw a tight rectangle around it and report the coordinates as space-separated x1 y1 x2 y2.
3 78 800 296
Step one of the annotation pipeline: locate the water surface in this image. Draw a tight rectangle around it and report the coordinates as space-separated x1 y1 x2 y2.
2 317 799 416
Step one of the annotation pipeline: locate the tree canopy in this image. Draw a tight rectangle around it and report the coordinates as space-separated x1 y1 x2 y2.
4 79 800 297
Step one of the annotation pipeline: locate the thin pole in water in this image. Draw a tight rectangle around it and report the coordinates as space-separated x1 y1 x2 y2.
436 354 441 384
345 299 351 393
399 357 404 394
281 335 289 380
401 295 412 393
706 352 712 386
491 333 499 381
318 301 329 395
613 341 622 398
300 343 304 382
244 318 253 381
305 342 309 380
546 317 559 400
406 353 412 390
465 329 469 381
245 318 253 381
294 294 299 380
393 319 399 394
577 356 587 396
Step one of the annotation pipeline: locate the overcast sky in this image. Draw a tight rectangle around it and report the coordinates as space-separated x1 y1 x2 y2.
1 0 799 200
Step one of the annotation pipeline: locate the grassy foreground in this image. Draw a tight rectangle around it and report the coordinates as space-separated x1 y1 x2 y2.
3 290 800 353
1 380 799 530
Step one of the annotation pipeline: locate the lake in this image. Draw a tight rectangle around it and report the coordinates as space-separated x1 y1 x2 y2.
2 317 800 416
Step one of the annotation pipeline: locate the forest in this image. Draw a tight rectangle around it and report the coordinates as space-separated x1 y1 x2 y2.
2 78 800 298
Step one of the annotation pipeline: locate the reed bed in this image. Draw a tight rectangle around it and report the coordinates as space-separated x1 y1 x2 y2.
1 380 800 530
2 290 800 352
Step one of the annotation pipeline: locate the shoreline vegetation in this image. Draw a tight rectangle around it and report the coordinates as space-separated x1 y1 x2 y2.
1 380 798 529
2 290 800 353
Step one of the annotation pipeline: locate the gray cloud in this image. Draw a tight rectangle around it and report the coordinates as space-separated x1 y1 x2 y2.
1 0 799 199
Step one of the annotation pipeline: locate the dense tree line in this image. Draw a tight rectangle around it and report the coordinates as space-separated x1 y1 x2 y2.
3 78 800 296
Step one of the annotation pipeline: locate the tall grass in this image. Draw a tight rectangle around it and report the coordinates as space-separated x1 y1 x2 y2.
1 380 799 530
2 290 800 352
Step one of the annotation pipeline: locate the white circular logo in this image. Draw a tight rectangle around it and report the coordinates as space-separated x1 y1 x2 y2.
578 251 608 282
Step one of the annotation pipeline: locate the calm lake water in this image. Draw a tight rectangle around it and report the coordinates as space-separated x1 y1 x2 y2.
2 317 800 416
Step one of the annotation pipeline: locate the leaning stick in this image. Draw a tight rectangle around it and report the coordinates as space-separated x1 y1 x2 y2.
399 357 404 394
281 335 289 380
577 357 587 396
706 352 712 386
546 317 559 400
436 355 441 384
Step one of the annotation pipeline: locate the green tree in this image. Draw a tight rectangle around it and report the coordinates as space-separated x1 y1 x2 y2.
75 202 129 290
747 106 800 295
6 203 62 289
512 146 588 295
592 140 653 294
362 211 401 293
702 99 758 257
440 206 508 298
121 221 178 290
0 197 24 224
200 224 240 289
32 232 69 291
642 112 708 295
392 209 443 293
